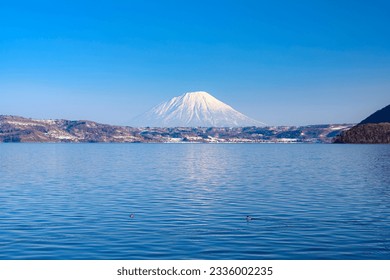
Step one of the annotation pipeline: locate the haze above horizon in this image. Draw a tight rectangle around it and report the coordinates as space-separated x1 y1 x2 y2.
1 0 389 126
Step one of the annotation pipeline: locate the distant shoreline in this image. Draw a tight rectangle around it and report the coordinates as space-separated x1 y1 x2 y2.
0 115 353 144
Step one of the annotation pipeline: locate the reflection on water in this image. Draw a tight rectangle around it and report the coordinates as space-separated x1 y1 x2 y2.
0 143 389 259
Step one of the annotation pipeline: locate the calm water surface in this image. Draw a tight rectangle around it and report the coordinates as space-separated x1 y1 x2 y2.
0 144 389 259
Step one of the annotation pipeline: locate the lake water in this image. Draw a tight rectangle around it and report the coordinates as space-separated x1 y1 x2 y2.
0 143 389 260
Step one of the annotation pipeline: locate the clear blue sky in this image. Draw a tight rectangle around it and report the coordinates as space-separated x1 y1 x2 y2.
1 0 389 126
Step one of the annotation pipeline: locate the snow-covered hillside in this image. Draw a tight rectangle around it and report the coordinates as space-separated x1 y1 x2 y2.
132 91 265 127
0 115 353 143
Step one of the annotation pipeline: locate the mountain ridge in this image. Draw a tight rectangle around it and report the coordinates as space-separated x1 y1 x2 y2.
359 104 390 124
0 115 351 143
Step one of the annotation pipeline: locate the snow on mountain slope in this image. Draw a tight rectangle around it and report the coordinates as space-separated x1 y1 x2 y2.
132 91 265 127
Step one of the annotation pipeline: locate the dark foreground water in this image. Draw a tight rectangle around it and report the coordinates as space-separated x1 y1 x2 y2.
0 144 389 259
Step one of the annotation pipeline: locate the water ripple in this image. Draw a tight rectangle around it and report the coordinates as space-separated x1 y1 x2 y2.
0 143 389 259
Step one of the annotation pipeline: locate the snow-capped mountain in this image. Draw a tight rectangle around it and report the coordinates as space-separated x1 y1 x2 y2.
132 91 265 127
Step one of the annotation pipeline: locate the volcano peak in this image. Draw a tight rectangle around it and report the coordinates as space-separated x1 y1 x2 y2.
133 91 265 127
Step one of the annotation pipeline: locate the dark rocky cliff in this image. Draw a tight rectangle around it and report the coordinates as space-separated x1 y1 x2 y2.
333 104 390 144
333 123 390 144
